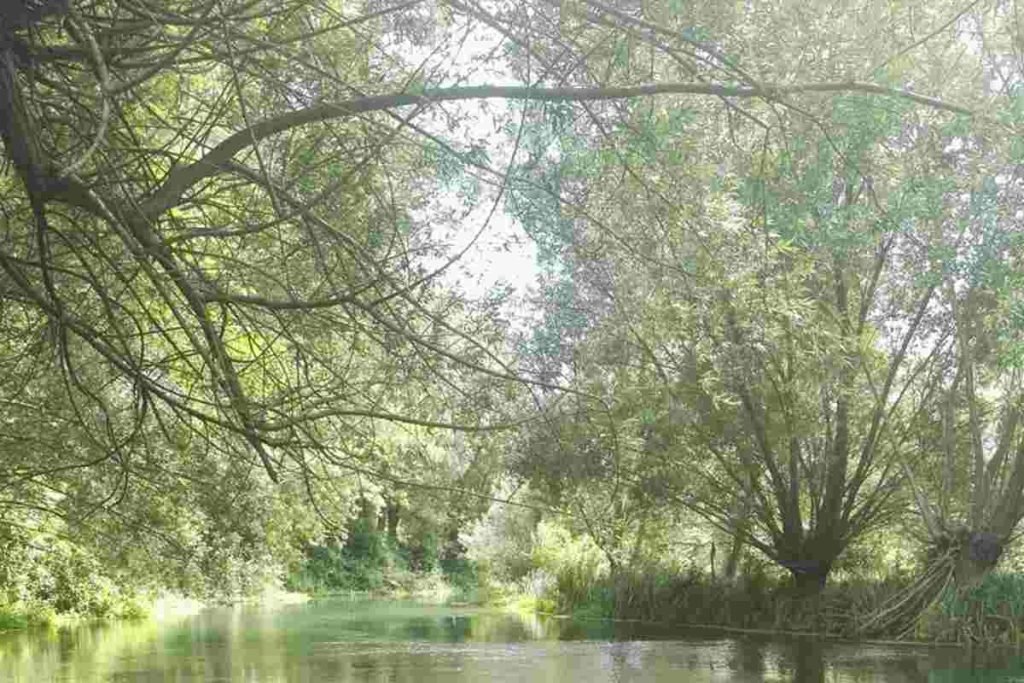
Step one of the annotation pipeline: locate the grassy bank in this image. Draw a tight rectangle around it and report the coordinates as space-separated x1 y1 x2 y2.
0 588 309 634
0 593 151 633
527 569 1024 645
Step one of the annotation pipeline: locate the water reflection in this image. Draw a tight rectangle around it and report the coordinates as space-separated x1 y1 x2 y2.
729 637 767 679
3 598 1024 681
928 651 1024 682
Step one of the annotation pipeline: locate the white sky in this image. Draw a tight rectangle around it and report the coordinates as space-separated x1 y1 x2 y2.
388 14 543 321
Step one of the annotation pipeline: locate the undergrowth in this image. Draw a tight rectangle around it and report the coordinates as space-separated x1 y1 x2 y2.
535 566 1024 644
286 519 482 602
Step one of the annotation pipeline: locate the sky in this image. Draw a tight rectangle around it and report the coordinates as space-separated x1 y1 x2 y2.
383 7 543 317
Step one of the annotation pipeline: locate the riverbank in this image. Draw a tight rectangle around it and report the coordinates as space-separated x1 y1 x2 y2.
10 550 1023 652
527 570 1024 646
285 538 1024 648
0 596 148 633
0 587 309 633
6 594 1001 681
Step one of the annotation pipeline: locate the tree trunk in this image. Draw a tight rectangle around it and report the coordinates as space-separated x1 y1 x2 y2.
953 531 1003 588
385 499 401 541
359 496 376 525
724 535 744 581
791 570 827 596
721 496 748 581
780 559 832 596
441 523 465 562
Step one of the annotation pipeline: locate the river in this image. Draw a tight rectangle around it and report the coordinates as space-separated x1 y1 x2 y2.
0 597 1022 681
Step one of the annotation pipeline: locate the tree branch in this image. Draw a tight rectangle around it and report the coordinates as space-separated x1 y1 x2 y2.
142 81 979 218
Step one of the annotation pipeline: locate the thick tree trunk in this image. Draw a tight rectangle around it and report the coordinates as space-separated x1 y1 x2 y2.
780 559 832 596
953 531 1003 588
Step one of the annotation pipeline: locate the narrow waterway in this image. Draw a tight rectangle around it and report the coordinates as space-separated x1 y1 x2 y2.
0 597 1021 681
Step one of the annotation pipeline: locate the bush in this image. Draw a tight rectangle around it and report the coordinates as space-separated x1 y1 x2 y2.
0 527 151 627
287 535 405 593
440 556 478 591
462 501 540 581
0 607 27 631
287 518 459 595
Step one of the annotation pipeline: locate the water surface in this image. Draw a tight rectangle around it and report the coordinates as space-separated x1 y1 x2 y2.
1 597 1022 681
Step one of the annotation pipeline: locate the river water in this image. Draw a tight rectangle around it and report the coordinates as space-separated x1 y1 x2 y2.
0 597 1022 681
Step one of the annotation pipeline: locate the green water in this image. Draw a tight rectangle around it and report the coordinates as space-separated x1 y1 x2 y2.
1 598 1023 681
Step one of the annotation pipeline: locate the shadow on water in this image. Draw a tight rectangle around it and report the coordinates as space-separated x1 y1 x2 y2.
3 597 1024 681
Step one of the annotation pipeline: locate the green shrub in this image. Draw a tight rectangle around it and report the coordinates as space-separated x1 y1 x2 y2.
941 573 1024 620
918 572 1024 643
405 532 440 573
0 607 27 631
287 519 429 593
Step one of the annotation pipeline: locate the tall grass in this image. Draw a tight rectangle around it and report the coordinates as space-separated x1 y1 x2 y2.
545 568 920 636
540 568 1024 644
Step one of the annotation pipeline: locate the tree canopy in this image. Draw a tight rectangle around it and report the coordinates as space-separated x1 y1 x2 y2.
2 0 1024 606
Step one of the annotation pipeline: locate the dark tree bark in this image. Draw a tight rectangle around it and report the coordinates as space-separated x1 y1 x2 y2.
384 499 401 541
953 530 1004 587
779 559 832 596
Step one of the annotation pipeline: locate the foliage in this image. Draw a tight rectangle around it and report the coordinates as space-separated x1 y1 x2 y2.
0 521 147 625
462 492 541 582
288 525 402 594
908 573 1024 644
941 573 1024 622
287 506 480 598
2 0 1024 647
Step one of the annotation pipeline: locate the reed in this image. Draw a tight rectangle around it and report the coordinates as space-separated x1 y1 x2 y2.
544 568 1024 643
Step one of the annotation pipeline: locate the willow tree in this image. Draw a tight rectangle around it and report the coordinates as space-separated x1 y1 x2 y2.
491 0 1024 592
858 229 1024 634
518 119 955 593
904 263 1024 588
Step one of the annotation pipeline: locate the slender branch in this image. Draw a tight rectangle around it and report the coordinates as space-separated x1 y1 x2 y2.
868 0 989 76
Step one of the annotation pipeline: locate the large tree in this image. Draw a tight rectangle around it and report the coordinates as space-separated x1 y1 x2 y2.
495 0 1024 592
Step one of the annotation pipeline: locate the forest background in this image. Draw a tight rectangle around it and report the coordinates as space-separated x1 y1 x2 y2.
3 0 1024 643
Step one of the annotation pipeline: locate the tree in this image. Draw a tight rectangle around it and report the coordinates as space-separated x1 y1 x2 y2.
3 0 1023 597
516 387 671 577
905 223 1024 587
495 0 1021 593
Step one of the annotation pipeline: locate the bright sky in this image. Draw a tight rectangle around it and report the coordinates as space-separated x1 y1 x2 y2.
389 13 543 321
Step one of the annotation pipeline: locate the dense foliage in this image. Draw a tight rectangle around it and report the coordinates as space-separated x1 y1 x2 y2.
2 0 1024 642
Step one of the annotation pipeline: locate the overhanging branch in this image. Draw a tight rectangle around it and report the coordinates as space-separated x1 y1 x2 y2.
143 81 980 218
